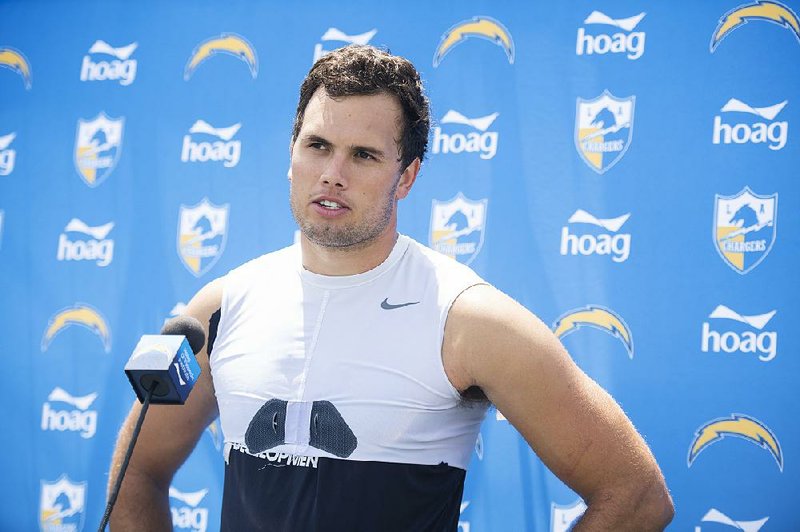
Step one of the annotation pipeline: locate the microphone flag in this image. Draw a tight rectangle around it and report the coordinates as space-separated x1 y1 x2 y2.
124 335 201 405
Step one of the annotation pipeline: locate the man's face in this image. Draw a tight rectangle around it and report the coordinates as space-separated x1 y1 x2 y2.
289 88 415 249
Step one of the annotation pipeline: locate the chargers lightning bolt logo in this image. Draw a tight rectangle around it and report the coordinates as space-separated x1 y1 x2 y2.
433 16 514 66
41 304 112 353
0 47 32 89
711 1 800 51
184 33 258 80
688 414 783 471
552 305 633 358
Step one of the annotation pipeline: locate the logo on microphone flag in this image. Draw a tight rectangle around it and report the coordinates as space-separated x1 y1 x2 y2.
74 112 124 187
177 198 229 277
39 475 86 532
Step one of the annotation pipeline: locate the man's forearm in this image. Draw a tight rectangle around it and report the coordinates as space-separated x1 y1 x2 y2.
107 467 172 531
572 480 674 532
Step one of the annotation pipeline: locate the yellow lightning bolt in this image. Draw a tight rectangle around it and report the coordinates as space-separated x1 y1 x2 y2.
184 34 258 80
712 1 800 51
689 415 782 470
0 48 32 89
434 17 514 66
552 306 633 357
42 305 110 352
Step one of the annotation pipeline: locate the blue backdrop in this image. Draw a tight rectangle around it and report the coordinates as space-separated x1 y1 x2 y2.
1 1 798 530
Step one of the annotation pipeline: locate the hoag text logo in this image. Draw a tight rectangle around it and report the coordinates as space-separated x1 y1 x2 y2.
431 110 499 159
314 28 377 62
713 98 788 150
170 486 209 532
701 305 776 362
695 508 768 531
0 132 16 175
577 11 646 59
560 209 631 262
57 218 115 267
181 120 242 168
41 387 98 439
80 40 138 86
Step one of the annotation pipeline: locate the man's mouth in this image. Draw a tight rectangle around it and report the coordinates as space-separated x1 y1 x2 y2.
318 199 343 210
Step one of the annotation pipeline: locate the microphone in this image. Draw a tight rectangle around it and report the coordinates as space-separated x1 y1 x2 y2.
124 316 205 405
100 316 207 531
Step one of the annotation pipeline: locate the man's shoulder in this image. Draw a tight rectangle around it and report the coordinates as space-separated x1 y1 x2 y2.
227 242 299 279
401 234 484 279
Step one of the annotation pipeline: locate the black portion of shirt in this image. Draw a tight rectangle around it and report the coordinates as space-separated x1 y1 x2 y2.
207 308 221 355
220 450 466 532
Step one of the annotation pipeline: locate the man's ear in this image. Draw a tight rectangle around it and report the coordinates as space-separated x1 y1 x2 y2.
395 158 421 200
288 140 295 181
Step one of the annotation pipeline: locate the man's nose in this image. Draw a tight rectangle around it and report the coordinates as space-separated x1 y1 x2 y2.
319 156 347 188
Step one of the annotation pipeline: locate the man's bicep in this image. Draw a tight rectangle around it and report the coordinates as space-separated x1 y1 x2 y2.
449 285 656 499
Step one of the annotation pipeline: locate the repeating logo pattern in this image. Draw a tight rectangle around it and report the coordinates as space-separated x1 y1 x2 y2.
41 387 99 439
170 486 210 532
74 112 125 187
0 131 17 175
712 98 788 150
0 46 32 89
575 91 635 173
433 16 514 66
576 11 646 60
431 110 499 160
80 40 138 86
560 209 631 262
181 120 242 167
429 193 488 265
185 33 257 80
697 508 769 531
711 1 800 52
552 305 634 358
41 303 112 353
688 414 783 471
551 499 587 532
701 305 777 362
177 198 229 277
713 187 777 274
314 28 377 62
2 6 796 531
40 475 86 532
57 218 115 267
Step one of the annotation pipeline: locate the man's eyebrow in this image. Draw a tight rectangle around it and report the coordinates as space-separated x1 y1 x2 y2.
350 144 387 159
302 134 329 144
303 133 389 160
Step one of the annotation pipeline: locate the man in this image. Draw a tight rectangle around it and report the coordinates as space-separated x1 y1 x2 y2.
108 45 673 531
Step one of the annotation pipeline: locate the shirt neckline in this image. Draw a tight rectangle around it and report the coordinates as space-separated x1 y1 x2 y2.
298 234 411 289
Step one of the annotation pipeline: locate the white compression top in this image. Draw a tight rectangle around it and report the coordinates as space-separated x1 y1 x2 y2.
210 234 489 470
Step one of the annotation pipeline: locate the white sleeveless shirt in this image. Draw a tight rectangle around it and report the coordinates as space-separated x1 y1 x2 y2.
210 234 488 470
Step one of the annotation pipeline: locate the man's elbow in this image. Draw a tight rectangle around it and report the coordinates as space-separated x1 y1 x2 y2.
631 475 675 530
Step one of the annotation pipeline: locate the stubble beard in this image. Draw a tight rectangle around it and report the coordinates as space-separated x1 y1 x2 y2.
290 182 398 250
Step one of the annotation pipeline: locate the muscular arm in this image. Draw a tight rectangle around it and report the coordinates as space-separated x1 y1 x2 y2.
443 284 674 531
107 279 223 530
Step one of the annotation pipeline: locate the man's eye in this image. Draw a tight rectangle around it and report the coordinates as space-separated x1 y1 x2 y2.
355 151 374 160
308 142 326 150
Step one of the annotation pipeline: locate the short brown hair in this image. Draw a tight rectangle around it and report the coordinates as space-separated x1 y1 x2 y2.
291 45 430 170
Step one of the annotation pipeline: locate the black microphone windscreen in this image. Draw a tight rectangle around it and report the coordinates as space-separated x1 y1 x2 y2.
160 315 206 354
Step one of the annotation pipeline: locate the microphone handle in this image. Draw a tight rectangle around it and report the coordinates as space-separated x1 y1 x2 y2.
98 381 157 531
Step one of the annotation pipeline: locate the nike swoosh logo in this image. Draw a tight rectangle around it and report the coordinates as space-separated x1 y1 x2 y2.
381 298 420 310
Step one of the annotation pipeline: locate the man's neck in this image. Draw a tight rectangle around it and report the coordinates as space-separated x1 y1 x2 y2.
300 230 399 276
